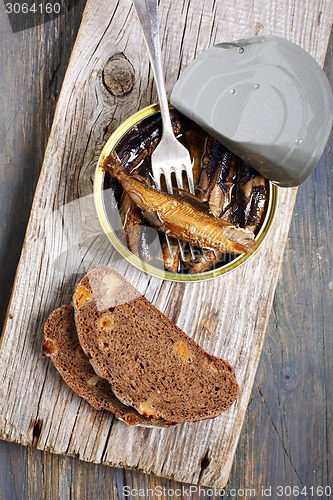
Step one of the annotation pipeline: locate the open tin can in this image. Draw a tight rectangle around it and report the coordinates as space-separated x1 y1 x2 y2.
94 104 278 282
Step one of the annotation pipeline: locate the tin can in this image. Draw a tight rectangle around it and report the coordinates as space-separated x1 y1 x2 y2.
94 104 278 282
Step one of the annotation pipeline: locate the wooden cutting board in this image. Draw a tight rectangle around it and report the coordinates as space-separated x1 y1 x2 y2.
0 0 332 489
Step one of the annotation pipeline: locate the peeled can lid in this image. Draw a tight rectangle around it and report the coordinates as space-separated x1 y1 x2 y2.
170 35 333 187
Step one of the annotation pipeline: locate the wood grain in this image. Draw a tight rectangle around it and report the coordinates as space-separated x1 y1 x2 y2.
0 0 333 490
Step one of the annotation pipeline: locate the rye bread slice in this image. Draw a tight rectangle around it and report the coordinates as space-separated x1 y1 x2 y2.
73 266 239 423
43 305 176 427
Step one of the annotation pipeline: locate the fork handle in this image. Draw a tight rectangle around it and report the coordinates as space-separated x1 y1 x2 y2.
132 0 174 136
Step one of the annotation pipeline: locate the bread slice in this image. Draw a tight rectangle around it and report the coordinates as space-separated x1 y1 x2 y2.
73 266 239 423
43 305 176 427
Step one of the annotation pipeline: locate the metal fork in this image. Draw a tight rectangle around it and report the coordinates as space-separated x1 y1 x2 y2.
132 0 195 260
132 0 194 195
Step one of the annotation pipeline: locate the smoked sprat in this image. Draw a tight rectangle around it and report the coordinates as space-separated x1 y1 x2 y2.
101 111 269 274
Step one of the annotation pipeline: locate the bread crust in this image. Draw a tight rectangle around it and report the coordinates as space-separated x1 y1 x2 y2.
73 266 239 423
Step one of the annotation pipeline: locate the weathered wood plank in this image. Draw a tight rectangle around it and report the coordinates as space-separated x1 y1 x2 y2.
0 0 332 489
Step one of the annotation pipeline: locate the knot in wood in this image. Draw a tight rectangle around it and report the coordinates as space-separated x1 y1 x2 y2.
103 53 135 96
281 367 299 390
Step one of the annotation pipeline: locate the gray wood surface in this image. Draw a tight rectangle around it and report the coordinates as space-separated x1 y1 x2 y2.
0 0 331 491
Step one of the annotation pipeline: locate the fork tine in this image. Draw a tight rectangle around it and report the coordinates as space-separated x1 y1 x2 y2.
185 167 195 195
165 173 174 195
153 168 161 190
165 233 175 258
178 240 187 262
175 169 184 191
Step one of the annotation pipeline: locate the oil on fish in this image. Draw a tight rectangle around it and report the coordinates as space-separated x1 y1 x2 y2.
102 152 256 255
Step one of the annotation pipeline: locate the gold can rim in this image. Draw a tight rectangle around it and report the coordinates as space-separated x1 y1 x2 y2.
94 104 279 282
